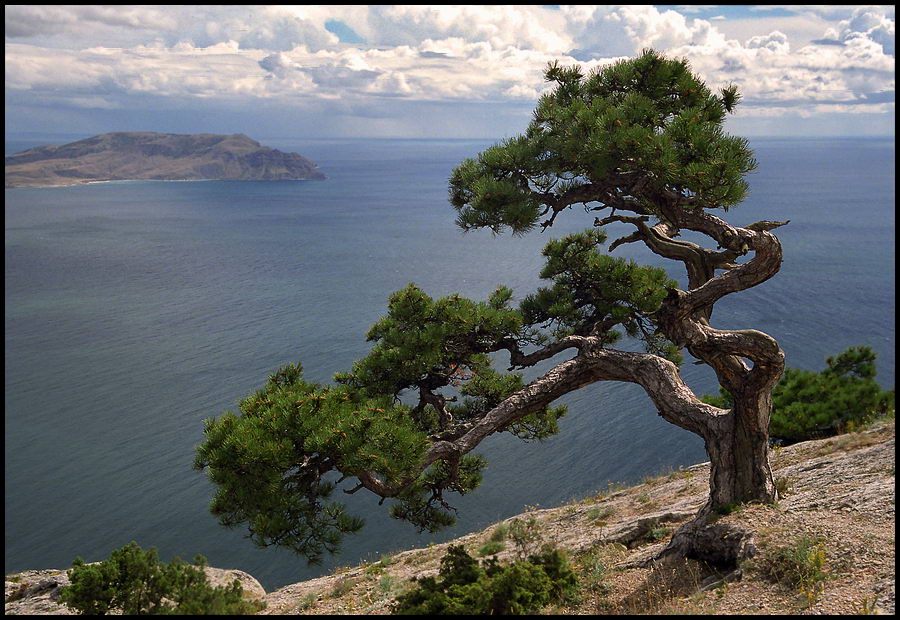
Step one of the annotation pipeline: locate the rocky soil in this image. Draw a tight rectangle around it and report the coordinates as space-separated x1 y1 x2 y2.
6 419 894 615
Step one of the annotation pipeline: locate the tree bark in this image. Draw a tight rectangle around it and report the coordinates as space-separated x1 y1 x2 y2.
705 397 776 507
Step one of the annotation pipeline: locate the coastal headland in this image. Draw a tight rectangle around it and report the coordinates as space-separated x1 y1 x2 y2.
5 132 325 188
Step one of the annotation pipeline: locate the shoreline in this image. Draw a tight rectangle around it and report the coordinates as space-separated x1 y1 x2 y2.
5 177 325 189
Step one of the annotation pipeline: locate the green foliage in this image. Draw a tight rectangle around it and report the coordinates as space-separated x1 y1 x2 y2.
457 369 568 441
771 346 894 442
57 542 262 615
507 515 544 559
392 545 578 615
578 549 613 596
334 282 569 442
194 363 423 562
477 541 506 556
387 453 488 532
336 283 522 403
195 284 571 561
703 346 894 443
519 228 680 361
712 502 743 516
645 526 673 542
489 522 510 542
450 49 756 236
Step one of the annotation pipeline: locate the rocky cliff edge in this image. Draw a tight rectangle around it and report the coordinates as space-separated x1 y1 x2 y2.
5 421 894 615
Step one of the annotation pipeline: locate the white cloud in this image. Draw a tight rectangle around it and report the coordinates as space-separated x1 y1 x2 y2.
3 5 894 138
4 5 341 51
838 6 895 55
350 5 571 53
751 6 894 21
4 5 176 38
746 30 790 53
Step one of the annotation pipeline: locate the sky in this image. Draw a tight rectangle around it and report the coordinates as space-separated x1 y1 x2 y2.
4 5 895 140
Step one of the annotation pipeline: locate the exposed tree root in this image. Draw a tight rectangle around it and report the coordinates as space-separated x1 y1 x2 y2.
642 507 758 571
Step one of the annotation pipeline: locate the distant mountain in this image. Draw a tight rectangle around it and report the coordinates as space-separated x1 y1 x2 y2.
5 132 326 188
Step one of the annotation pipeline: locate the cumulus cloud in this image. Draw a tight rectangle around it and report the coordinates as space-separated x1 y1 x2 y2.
4 5 176 38
3 5 894 136
838 6 895 55
746 30 790 53
349 5 571 53
4 5 340 52
197 6 339 51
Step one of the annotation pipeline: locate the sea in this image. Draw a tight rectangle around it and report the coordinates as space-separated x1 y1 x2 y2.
4 135 895 591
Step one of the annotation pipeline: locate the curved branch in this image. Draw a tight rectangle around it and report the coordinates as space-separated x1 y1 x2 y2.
620 209 787 395
679 228 784 314
595 213 730 298
580 346 728 437
673 316 783 370
353 353 600 498
503 334 587 369
538 173 658 221
353 341 729 499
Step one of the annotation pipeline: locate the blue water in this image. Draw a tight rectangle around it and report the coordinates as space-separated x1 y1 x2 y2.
5 136 895 590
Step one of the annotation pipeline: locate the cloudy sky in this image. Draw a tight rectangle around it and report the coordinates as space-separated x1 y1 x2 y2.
4 5 895 139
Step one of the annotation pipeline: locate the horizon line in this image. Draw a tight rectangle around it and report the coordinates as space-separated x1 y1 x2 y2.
6 132 896 142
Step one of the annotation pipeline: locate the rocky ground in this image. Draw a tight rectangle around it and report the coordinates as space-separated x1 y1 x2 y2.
6 419 894 615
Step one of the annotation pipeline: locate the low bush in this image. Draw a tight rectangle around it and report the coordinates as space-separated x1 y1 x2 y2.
477 540 506 556
392 544 578 615
752 535 829 608
58 541 262 615
507 515 543 559
578 549 612 596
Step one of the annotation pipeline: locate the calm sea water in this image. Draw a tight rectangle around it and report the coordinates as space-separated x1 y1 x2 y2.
5 136 895 590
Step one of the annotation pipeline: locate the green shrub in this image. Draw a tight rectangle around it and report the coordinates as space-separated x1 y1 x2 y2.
645 526 672 542
489 523 510 542
507 515 543 559
586 505 615 524
703 346 894 443
526 547 579 603
477 541 506 556
578 550 612 596
58 542 262 615
392 544 578 615
774 476 792 497
753 535 829 607
761 536 828 589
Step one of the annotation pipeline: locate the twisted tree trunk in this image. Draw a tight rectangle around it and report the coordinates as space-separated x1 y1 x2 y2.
705 391 777 507
352 208 786 565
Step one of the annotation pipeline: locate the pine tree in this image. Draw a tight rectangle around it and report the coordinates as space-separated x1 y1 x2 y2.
195 49 793 566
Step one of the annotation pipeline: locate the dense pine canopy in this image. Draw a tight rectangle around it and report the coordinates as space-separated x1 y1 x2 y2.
450 49 757 236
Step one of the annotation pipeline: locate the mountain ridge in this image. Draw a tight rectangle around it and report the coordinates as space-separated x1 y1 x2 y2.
5 132 325 188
